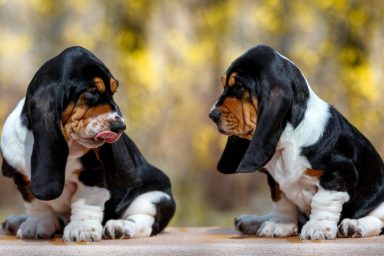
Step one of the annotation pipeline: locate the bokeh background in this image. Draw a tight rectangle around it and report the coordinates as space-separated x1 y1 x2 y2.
0 0 384 227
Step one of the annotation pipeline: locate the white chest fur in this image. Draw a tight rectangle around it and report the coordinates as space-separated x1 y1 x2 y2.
1 98 83 213
264 86 330 215
1 98 83 178
1 99 33 173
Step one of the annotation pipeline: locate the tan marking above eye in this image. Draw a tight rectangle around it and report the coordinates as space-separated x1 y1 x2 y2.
228 72 237 87
110 78 118 93
94 77 106 93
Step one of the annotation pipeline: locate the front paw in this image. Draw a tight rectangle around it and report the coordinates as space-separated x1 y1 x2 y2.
337 217 382 238
257 221 298 238
2 215 27 235
16 216 59 239
338 219 363 238
300 220 337 240
235 214 271 235
103 220 134 239
63 220 102 242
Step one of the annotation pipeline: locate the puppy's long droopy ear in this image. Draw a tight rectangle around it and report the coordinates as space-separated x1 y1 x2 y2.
217 136 250 174
98 133 142 187
28 84 69 200
236 80 292 173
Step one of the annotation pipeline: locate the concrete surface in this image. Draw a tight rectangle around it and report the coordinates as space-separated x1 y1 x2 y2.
1 227 384 256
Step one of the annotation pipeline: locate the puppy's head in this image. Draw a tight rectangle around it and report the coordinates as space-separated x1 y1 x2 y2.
61 76 124 150
209 45 309 174
209 72 258 140
22 46 127 200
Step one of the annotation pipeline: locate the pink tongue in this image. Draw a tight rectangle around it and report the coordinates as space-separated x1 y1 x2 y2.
95 131 120 144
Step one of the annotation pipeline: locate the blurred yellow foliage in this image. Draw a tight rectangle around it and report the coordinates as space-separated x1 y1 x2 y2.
0 33 31 55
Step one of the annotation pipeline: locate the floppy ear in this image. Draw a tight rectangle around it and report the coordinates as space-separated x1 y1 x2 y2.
27 85 69 200
236 80 292 173
217 136 250 174
98 133 142 187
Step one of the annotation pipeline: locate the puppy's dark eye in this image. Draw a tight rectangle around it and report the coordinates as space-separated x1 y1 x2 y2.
83 88 98 98
82 88 100 105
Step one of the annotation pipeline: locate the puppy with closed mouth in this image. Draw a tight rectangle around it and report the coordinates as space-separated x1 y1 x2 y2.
209 45 384 240
1 46 175 241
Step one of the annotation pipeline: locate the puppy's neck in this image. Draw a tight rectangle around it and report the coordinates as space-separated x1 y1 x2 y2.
68 141 89 159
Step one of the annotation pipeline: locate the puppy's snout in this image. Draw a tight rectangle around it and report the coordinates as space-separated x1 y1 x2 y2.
110 118 126 133
209 109 221 123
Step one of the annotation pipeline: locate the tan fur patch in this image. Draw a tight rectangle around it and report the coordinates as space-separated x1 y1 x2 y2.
85 104 112 118
110 78 118 93
242 91 258 134
305 169 325 177
228 72 237 87
94 77 105 93
13 173 34 203
261 169 282 202
62 104 75 124
221 74 227 88
217 90 257 138
61 96 112 142
271 182 282 202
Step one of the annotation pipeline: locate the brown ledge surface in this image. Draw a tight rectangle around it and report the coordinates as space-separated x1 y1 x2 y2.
1 227 384 256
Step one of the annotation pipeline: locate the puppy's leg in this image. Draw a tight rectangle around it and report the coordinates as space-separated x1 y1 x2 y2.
63 184 110 242
103 191 174 239
300 187 349 240
235 194 298 237
16 201 60 239
338 202 384 238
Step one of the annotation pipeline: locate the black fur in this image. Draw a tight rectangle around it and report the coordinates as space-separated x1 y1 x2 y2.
302 107 384 220
217 136 250 174
1 46 175 236
19 46 123 200
81 133 176 235
218 45 309 173
212 44 384 222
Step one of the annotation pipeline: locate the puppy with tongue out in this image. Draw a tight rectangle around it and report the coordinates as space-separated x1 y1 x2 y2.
0 46 176 242
61 78 127 156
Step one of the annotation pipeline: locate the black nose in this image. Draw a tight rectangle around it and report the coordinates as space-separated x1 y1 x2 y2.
110 121 126 133
209 110 221 123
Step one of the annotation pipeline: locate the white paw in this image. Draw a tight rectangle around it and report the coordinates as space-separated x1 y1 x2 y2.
16 216 59 239
300 220 337 240
338 217 382 238
103 219 134 239
63 220 102 242
257 221 297 238
338 219 363 238
234 214 271 235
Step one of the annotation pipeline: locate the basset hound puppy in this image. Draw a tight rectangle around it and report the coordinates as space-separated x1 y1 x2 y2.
0 46 175 242
209 45 384 240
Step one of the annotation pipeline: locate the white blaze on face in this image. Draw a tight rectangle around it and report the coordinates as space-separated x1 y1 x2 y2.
75 112 124 148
